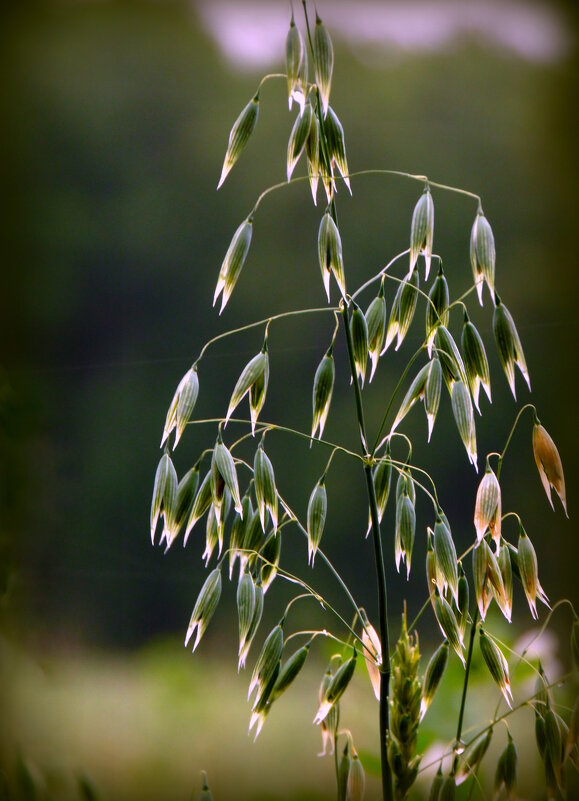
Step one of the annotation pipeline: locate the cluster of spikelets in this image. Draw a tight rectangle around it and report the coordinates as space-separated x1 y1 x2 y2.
386 612 422 800
149 5 577 801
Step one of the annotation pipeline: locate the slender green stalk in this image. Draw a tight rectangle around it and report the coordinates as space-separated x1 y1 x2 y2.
453 608 479 773
496 403 536 480
196 305 335 362
344 168 482 203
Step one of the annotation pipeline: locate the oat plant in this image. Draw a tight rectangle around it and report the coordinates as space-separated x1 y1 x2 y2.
151 4 577 799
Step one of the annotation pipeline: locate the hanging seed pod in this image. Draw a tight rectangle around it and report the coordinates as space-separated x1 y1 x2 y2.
456 565 469 641
318 210 346 300
271 642 310 700
217 95 259 189
242 508 265 574
438 774 456 801
373 445 392 523
346 751 365 801
350 301 369 386
470 208 496 306
248 623 284 706
532 422 568 516
213 216 253 314
396 469 416 505
433 587 465 665
225 343 269 435
260 531 281 593
517 526 541 619
314 651 357 724
213 435 243 515
451 380 477 470
318 662 340 756
492 293 531 399
228 489 252 578
185 470 212 544
428 766 444 801
238 579 264 670
306 111 321 203
166 464 200 549
287 102 313 180
365 282 387 382
248 654 280 739
312 346 335 440
472 539 505 620
161 365 199 449
150 452 178 545
313 13 334 117
426 533 437 603
433 515 459 603
409 186 434 279
237 570 256 662
254 443 278 534
185 567 222 651
434 325 468 392
425 264 449 355
338 741 352 799
360 608 382 700
307 477 328 565
424 357 442 442
198 770 214 801
391 362 430 434
494 732 517 800
202 502 228 566
384 268 419 351
474 463 501 547
479 627 513 707
544 708 564 791
325 106 351 193
461 312 491 413
420 640 449 720
285 16 305 110
497 542 513 622
395 490 416 579
456 728 493 785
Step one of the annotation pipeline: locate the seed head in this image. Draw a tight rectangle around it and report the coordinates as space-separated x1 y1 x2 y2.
532 422 567 516
184 470 212 545
325 106 351 193
470 209 496 305
420 640 449 720
307 477 328 566
218 95 259 189
433 514 459 603
225 344 269 435
254 442 278 534
461 314 491 413
214 217 253 314
492 293 530 399
384 268 419 352
474 463 501 547
360 608 382 701
433 588 465 665
318 211 345 300
409 186 435 279
285 17 305 110
479 627 512 707
365 283 386 382
314 651 356 724
313 14 334 117
451 380 477 470
350 301 369 387
395 489 416 579
425 264 449 355
287 102 313 181
311 347 335 440
161 366 199 449
185 567 222 652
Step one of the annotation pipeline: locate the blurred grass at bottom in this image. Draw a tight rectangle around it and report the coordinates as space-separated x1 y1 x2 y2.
0 630 576 801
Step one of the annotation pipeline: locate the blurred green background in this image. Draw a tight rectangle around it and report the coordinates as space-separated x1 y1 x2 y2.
1 1 577 799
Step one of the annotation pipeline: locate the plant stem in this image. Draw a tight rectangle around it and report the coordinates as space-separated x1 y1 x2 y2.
341 302 393 801
453 608 479 773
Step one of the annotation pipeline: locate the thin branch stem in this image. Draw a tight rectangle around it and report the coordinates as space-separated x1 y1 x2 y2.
453 608 480 773
196 305 335 363
344 168 482 204
496 403 536 480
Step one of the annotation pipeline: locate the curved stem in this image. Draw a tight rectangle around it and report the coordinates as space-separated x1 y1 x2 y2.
350 249 410 301
343 168 482 203
196 305 335 362
497 403 536 480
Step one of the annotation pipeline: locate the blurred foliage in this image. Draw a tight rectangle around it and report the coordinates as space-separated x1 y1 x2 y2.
0 0 578 797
